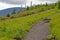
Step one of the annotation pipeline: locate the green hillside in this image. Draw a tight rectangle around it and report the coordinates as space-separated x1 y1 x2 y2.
49 11 60 40
0 2 60 40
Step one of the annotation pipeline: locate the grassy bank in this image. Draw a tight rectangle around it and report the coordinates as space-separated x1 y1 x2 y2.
49 10 60 40
0 9 57 40
0 2 60 40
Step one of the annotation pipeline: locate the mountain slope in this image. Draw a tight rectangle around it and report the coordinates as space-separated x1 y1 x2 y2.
0 4 59 40
0 7 25 17
0 9 57 40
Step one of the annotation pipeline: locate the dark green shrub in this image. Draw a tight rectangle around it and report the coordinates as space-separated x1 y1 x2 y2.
6 14 10 17
0 17 6 20
14 37 21 40
58 1 60 9
26 6 30 10
46 3 48 6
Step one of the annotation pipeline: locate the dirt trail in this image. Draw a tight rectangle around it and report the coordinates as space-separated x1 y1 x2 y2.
22 20 50 40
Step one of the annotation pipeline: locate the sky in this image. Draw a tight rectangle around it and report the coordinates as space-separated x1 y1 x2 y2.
0 0 58 10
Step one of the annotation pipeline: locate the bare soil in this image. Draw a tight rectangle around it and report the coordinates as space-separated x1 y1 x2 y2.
22 19 50 40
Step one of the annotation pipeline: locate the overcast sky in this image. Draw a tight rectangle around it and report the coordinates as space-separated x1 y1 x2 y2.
0 0 58 10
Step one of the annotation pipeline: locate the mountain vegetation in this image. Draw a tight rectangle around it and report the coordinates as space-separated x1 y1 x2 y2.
0 1 60 40
58 1 60 9
11 8 16 15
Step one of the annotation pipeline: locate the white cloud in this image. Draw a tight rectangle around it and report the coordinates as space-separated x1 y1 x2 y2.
0 0 26 5
0 2 21 10
0 0 58 10
0 0 58 5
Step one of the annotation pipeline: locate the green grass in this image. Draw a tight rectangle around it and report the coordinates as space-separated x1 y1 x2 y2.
49 11 60 40
0 9 57 40
0 3 59 40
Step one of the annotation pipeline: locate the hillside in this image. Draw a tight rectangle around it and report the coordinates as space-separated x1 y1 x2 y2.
0 7 25 17
0 2 60 40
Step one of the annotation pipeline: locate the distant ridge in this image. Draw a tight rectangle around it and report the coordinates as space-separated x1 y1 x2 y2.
0 7 26 17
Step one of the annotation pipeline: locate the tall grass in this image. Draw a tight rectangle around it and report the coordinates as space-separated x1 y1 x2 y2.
0 9 57 40
49 13 60 40
0 3 58 40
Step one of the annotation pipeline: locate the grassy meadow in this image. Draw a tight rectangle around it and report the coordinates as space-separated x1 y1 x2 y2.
0 1 60 40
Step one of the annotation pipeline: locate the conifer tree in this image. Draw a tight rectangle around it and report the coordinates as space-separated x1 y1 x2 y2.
6 13 10 17
26 6 29 10
58 1 60 9
12 8 16 15
31 1 33 7
46 3 48 6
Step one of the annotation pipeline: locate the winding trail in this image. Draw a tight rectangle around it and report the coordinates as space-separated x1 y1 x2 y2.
22 20 50 40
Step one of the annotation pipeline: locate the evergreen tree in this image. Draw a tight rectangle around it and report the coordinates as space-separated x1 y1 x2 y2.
46 3 48 6
26 6 29 10
12 8 16 15
6 13 10 17
58 1 60 9
31 1 33 7
25 2 26 8
55 3 57 6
